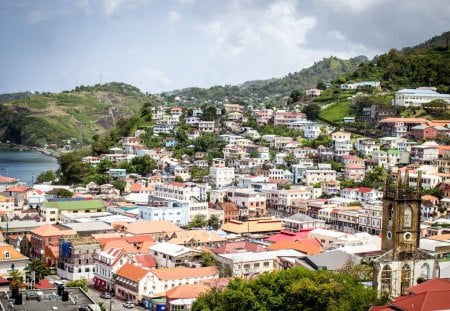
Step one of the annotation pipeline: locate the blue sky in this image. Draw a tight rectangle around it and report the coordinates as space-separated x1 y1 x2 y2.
0 0 449 94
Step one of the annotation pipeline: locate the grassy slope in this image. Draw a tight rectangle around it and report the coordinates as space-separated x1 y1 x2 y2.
0 85 155 146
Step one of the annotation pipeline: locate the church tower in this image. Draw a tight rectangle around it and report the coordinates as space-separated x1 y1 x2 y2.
373 170 439 297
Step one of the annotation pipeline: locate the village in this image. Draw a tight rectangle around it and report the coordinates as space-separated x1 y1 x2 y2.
0 84 450 310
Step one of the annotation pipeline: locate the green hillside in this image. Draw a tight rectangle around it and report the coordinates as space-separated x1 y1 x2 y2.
317 31 450 124
164 55 368 103
0 82 159 146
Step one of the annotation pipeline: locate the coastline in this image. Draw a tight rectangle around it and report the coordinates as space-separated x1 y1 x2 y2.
0 142 60 158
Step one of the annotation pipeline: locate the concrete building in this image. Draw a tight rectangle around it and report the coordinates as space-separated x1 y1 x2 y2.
57 236 101 280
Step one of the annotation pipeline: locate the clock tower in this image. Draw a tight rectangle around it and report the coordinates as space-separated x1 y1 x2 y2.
381 170 420 259
373 170 439 297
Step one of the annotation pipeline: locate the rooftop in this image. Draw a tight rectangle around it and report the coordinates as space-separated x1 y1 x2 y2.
0 288 99 311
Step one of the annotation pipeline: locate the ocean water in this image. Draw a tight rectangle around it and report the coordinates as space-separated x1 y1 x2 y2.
0 149 59 186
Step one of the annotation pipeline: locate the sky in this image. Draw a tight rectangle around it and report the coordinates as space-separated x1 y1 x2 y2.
0 0 449 95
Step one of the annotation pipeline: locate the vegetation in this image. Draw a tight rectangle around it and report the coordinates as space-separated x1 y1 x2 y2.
163 56 367 104
65 279 88 292
25 259 51 283
36 170 57 184
0 82 160 147
192 267 388 311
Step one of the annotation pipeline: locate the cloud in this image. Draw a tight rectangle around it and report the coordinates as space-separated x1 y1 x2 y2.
168 11 181 26
131 67 172 93
26 10 50 24
100 0 149 17
317 0 384 14
194 0 317 60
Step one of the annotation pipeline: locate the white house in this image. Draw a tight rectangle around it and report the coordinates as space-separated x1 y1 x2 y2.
394 88 450 107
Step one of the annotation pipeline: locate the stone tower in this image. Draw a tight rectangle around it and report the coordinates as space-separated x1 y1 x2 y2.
373 170 439 297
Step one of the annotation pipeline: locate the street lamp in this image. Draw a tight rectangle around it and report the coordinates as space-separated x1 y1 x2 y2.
109 279 115 311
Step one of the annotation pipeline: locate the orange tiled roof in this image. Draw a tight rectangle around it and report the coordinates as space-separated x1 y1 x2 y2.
102 240 139 254
427 234 450 242
151 266 218 281
31 224 76 237
116 263 149 282
266 239 322 255
0 245 27 260
5 185 29 192
165 283 210 299
0 176 17 183
221 218 282 234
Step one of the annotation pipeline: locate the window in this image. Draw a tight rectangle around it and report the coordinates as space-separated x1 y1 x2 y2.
401 264 411 295
404 206 412 228
381 265 392 293
420 263 430 280
4 252 10 259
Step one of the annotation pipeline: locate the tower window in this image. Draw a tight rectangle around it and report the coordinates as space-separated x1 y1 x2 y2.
404 206 412 228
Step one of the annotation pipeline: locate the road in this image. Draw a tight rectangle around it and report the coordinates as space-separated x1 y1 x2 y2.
88 286 146 311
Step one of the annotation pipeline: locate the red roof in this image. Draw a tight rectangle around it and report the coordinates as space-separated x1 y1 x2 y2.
357 187 374 193
0 176 17 183
372 279 450 311
6 185 29 192
0 276 9 285
266 229 312 243
406 278 450 295
134 254 156 268
213 241 266 254
167 181 187 187
34 279 54 289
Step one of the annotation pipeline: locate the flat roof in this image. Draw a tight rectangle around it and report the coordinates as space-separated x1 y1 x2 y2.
0 287 99 311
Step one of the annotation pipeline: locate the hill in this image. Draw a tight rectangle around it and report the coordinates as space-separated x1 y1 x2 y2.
339 31 450 92
164 55 368 103
0 82 159 146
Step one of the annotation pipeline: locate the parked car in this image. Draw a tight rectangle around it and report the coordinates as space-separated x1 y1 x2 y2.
123 301 134 309
100 292 111 299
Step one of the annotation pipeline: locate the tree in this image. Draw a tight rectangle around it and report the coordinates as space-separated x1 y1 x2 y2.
289 89 302 103
8 269 23 291
25 259 50 283
316 80 327 90
36 170 56 184
200 252 218 267
202 106 217 121
192 267 387 311
57 151 90 185
302 103 321 120
188 214 207 229
51 188 73 198
207 215 221 230
129 155 157 176
112 179 126 194
65 278 88 292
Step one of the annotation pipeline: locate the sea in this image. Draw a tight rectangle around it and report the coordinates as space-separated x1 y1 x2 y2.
0 149 59 186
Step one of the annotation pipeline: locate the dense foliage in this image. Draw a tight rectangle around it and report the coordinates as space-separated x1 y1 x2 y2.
192 267 387 311
339 31 450 92
163 56 367 104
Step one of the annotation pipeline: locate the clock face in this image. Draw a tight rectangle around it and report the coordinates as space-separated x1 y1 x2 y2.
387 231 392 240
403 232 412 241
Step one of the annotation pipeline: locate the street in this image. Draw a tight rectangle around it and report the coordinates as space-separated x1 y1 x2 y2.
88 286 147 311
45 275 148 311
